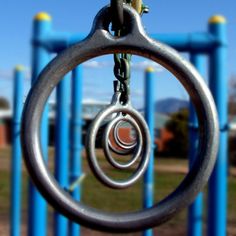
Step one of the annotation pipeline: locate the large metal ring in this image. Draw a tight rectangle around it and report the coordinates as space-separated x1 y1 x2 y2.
21 4 219 233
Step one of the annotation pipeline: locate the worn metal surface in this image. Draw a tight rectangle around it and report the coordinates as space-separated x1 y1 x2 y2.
21 4 219 233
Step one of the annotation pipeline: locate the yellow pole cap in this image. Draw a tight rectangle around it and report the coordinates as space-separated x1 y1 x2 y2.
208 15 226 24
146 66 155 73
34 12 51 21
15 65 25 71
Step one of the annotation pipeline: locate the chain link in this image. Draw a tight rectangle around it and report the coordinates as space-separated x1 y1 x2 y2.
113 54 131 104
111 0 149 105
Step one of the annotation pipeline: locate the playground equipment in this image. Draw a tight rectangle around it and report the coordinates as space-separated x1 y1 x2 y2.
10 66 24 236
143 67 155 236
29 12 84 236
8 1 228 236
21 2 219 234
189 16 228 236
188 54 205 236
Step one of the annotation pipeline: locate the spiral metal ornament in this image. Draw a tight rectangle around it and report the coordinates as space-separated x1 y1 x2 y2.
86 92 151 189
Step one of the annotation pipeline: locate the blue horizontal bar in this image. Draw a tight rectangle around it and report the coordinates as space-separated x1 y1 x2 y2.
32 32 84 53
33 31 218 53
153 32 217 52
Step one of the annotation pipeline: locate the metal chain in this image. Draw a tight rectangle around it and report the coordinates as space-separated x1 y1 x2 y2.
111 0 149 105
113 53 131 104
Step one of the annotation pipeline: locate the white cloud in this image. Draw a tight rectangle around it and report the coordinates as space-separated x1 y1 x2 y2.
130 60 164 71
0 67 31 80
83 60 111 68
0 70 13 80
83 60 164 72
0 59 162 82
132 89 143 96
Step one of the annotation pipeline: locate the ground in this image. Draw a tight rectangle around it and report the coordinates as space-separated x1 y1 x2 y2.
0 147 235 236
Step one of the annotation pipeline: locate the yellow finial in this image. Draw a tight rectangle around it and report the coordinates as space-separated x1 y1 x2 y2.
146 66 155 73
34 12 51 21
209 15 226 24
15 65 24 71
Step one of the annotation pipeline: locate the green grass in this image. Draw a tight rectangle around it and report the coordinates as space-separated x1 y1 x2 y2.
228 177 236 223
0 170 10 213
81 170 184 212
0 147 235 232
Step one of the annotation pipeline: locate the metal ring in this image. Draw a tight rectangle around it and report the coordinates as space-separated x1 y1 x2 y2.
113 119 137 149
21 4 219 233
86 103 150 188
107 115 138 155
102 113 143 171
107 116 137 156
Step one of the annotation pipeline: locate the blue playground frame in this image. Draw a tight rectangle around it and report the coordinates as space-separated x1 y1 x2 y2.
10 12 227 236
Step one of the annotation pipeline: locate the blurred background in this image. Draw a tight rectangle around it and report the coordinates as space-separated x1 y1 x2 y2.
0 1 235 236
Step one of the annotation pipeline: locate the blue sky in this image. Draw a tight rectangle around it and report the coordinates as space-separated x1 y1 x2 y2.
0 1 235 108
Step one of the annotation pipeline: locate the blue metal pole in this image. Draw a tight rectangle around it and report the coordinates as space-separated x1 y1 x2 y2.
143 67 155 236
69 66 83 236
10 66 24 236
187 54 204 236
208 15 228 236
54 75 70 236
42 32 217 54
28 12 51 236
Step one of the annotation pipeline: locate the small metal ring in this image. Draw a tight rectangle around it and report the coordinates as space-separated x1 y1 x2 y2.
113 119 137 148
108 117 137 155
103 114 143 170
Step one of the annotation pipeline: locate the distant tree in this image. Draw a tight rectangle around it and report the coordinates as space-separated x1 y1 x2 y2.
229 137 236 166
228 75 236 166
228 75 236 116
0 97 10 110
164 108 189 157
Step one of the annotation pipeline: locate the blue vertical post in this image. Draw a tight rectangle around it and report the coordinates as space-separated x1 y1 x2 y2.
54 75 70 236
69 66 83 236
28 12 51 236
208 16 228 236
10 66 24 236
187 54 204 236
143 67 155 236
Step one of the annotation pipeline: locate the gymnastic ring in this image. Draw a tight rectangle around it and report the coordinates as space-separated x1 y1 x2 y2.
21 4 219 233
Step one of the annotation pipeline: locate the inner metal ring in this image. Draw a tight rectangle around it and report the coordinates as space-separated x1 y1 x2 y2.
113 119 137 149
21 4 219 233
103 113 143 171
86 104 150 189
108 116 137 156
